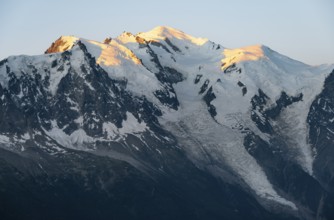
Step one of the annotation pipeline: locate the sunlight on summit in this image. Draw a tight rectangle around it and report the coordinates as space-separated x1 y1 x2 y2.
222 45 265 70
89 40 141 67
138 26 208 46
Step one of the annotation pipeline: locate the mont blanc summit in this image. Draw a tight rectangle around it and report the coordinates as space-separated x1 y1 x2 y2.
0 26 333 220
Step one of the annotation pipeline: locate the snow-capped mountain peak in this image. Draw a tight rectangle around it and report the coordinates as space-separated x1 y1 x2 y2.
222 44 265 68
1 26 334 220
46 35 142 67
45 35 79 54
137 26 209 46
84 39 142 67
114 31 138 44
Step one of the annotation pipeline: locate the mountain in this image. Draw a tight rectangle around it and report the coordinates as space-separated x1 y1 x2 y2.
0 26 333 220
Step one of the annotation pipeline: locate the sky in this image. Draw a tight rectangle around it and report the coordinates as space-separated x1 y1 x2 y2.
0 0 333 65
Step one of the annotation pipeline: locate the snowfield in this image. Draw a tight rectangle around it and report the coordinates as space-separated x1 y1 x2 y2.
0 26 333 213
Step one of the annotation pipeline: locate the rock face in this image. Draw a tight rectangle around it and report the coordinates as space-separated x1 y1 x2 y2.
0 26 333 220
308 70 334 192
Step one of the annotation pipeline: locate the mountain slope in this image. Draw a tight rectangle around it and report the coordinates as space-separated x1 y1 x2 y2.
0 26 333 220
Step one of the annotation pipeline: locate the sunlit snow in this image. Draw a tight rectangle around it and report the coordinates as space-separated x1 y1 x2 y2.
1 26 334 211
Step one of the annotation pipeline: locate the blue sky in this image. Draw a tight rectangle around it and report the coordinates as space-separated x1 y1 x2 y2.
1 0 333 65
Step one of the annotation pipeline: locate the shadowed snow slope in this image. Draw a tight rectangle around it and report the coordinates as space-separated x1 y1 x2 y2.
1 26 334 220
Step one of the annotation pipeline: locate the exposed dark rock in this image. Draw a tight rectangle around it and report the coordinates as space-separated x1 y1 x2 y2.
45 37 74 54
251 90 303 134
199 79 210 94
0 58 7 67
136 44 181 110
222 63 242 74
149 41 171 54
104 37 112 44
237 81 245 87
242 87 247 96
266 92 303 119
307 69 334 192
250 89 273 133
135 36 147 45
203 86 217 118
237 81 247 96
161 67 184 84
165 38 181 53
194 74 202 84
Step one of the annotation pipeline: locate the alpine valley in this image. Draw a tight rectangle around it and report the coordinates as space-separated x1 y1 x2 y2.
0 26 333 220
